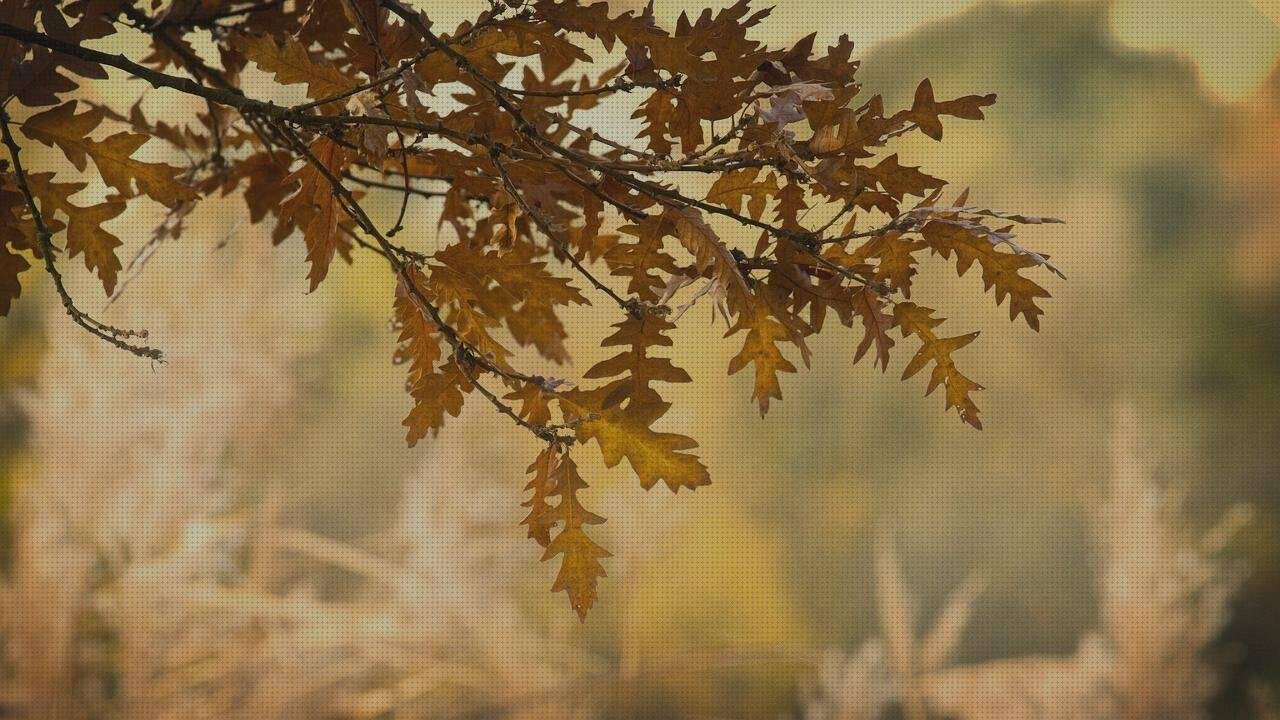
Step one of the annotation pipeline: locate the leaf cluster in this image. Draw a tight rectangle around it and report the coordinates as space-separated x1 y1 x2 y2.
0 0 1061 618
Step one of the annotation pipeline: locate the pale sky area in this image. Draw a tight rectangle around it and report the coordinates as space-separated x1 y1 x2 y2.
641 0 1280 102
422 1 1280 101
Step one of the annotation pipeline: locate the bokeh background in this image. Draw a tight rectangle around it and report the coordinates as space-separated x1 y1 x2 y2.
1 1 1279 718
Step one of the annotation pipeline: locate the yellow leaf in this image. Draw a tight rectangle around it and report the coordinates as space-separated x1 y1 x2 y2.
564 386 710 492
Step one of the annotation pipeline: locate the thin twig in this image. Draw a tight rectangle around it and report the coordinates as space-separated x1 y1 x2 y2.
503 76 679 99
292 9 513 112
490 154 636 315
0 106 163 361
277 124 567 442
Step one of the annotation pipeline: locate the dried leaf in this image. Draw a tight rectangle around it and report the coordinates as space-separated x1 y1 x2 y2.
22 102 197 207
280 137 354 290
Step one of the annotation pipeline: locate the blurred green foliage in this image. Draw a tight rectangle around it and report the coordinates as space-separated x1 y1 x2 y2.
0 292 42 577
850 0 1280 701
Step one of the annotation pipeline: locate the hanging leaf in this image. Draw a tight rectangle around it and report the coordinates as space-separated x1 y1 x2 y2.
279 137 355 291
895 302 985 429
524 447 610 619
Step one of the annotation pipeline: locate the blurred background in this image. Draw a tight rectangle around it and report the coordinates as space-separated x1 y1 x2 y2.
1 0 1279 718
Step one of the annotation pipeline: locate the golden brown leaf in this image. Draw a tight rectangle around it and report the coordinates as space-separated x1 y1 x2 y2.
524 448 610 619
403 360 472 446
851 287 896 371
921 218 1052 330
706 168 777 221
728 293 799 416
25 173 124 295
235 32 361 101
280 137 354 291
894 302 984 429
900 79 997 141
21 102 197 207
563 385 710 492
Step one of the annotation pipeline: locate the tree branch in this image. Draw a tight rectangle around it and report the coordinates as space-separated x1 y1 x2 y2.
0 106 163 361
276 124 570 443
0 22 283 118
490 153 638 315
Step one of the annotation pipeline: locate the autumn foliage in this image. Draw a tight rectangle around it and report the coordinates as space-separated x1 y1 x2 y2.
0 0 1061 618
